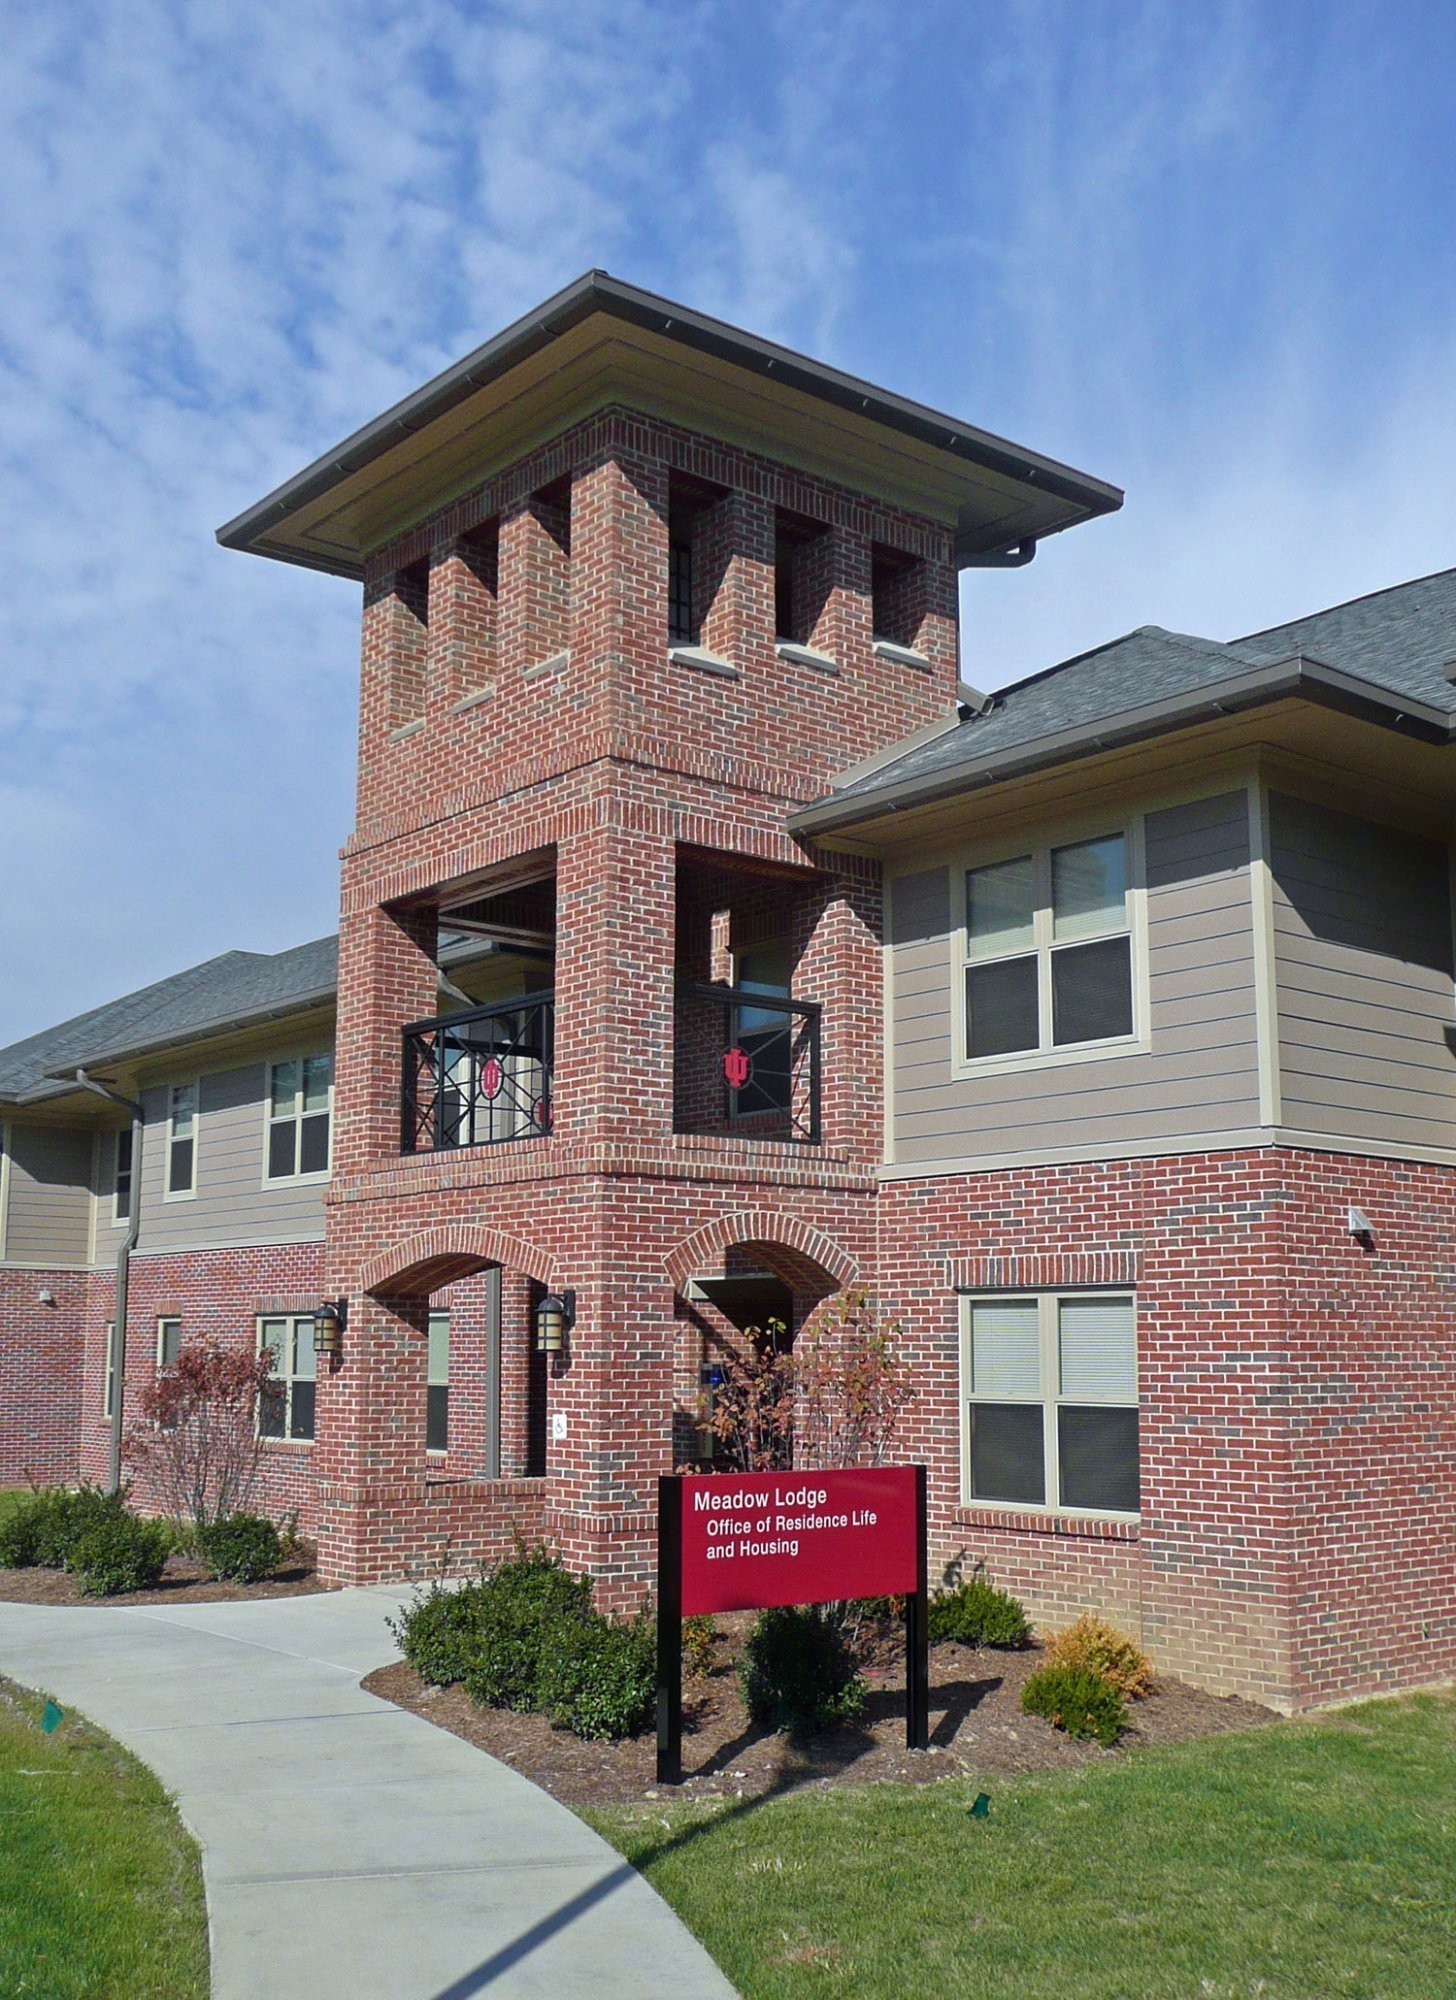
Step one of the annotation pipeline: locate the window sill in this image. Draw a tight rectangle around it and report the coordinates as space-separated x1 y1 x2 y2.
774 640 840 676
522 649 568 683
871 637 932 672
953 1504 1139 1541
387 719 425 743
669 644 739 679
953 1032 1149 1082
263 1170 331 1190
258 1436 314 1452
448 683 496 715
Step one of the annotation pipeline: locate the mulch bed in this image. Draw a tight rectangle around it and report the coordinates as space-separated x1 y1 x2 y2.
0 1553 329 1608
363 1617 1276 1808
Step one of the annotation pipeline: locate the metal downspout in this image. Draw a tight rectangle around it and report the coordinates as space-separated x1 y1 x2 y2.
74 1070 142 1496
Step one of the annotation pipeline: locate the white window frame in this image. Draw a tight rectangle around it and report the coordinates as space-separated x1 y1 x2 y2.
256 1315 317 1443
262 1052 334 1187
952 820 1149 1079
165 1080 199 1200
112 1126 134 1225
959 1290 1140 1520
426 1308 450 1455
155 1316 182 1371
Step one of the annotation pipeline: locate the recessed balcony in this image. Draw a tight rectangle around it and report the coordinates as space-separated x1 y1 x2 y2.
402 995 554 1154
673 981 821 1145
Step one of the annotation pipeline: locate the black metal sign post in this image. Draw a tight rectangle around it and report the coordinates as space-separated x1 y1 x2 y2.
904 1463 929 1751
656 1475 683 1786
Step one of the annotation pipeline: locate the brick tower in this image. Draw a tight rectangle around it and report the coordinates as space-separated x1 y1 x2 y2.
220 273 1118 1593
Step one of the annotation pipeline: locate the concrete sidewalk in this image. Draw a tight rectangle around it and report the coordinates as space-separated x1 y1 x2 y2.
0 1587 736 2000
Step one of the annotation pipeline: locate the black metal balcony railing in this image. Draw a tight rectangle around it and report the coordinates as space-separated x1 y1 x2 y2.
673 980 822 1144
402 995 554 1154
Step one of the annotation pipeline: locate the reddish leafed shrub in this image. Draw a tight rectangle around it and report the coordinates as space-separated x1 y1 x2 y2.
125 1340 275 1529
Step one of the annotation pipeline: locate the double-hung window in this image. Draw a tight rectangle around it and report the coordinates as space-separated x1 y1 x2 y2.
156 1317 182 1370
258 1316 316 1441
427 1310 450 1452
113 1128 133 1222
167 1084 197 1196
266 1056 332 1181
961 1292 1139 1515
964 832 1136 1061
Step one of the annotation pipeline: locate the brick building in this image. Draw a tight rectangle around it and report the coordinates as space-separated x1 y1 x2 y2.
2 274 1453 1711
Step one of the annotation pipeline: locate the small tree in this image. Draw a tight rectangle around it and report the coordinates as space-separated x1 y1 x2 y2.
792 1290 916 1471
704 1291 915 1474
125 1339 275 1529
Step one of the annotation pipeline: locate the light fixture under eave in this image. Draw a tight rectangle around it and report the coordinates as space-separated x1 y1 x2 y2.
535 1289 575 1355
315 1297 348 1357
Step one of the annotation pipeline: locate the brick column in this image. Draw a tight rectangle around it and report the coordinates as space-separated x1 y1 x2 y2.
699 487 773 668
427 528 497 709
312 1289 430 1584
499 490 570 672
554 811 676 1146
332 899 438 1175
794 853 884 1157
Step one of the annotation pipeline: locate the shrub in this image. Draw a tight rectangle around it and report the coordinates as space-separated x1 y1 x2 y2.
1021 1664 1128 1747
460 1551 596 1711
124 1339 273 1529
389 1579 493 1687
928 1574 1031 1650
71 1514 170 1597
740 1604 867 1737
32 1487 128 1569
682 1613 717 1679
0 1492 47 1568
198 1512 282 1585
538 1617 656 1741
1043 1614 1153 1699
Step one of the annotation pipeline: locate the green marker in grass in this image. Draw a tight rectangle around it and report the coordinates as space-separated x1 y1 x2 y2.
41 1701 63 1735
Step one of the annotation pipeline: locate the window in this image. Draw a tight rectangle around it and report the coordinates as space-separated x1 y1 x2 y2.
257 1316 316 1441
731 941 793 1118
668 536 695 645
167 1083 197 1196
156 1316 182 1370
427 1309 450 1452
103 1321 117 1420
964 832 1135 1061
113 1127 133 1223
961 1293 1139 1515
267 1055 333 1180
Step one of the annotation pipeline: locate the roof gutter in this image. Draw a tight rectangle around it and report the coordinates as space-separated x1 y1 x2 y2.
789 654 1456 838
73 1071 143 1498
39 987 338 1085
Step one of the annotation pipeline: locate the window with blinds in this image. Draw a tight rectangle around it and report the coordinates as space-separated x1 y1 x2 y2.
964 832 1135 1060
961 1292 1138 1515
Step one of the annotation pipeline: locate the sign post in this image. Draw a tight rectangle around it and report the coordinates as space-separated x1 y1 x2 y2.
656 1464 928 1785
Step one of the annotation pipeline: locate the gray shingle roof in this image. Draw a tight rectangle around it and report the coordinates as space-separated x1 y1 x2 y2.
1234 564 1456 709
0 938 338 1106
801 567 1456 829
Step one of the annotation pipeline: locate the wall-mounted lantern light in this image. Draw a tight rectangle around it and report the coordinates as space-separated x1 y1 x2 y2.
315 1297 348 1357
535 1289 575 1355
36 1289 56 1307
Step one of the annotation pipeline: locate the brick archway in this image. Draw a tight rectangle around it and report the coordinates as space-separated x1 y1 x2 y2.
355 1223 556 1299
663 1210 858 1294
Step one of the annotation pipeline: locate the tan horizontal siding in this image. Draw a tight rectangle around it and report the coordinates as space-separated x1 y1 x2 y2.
1270 792 1456 1152
137 1057 329 1252
5 1125 92 1265
888 790 1259 1164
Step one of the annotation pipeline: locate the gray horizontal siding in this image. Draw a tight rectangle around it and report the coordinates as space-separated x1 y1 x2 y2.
1270 792 1456 1149
136 1057 328 1252
5 1125 92 1265
888 791 1259 1164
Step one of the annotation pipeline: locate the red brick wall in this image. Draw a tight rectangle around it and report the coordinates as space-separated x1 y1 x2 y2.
877 1146 1456 1710
0 1268 86 1485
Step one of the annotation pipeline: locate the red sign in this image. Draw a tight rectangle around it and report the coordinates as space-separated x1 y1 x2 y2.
723 1046 751 1090
679 1467 919 1616
480 1056 503 1099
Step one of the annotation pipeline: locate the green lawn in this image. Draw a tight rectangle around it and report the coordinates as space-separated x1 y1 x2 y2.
588 1692 1456 1999
0 1677 208 2000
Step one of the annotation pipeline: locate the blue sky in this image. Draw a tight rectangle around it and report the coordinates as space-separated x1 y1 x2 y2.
2 0 1454 1042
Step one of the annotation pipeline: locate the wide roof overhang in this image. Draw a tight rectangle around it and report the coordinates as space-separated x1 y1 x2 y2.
217 270 1122 579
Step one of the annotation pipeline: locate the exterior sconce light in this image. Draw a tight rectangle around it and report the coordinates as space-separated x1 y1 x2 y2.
1347 1207 1375 1248
315 1298 348 1357
36 1289 56 1307
535 1290 575 1355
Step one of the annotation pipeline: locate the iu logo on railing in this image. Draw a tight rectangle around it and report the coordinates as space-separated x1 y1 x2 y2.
723 1046 752 1090
480 1056 504 1100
